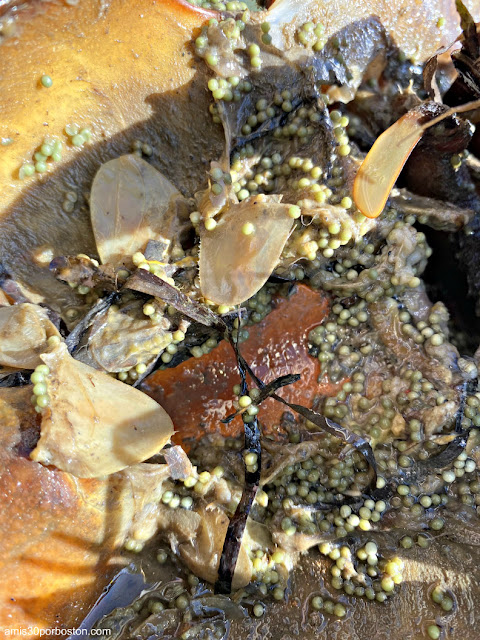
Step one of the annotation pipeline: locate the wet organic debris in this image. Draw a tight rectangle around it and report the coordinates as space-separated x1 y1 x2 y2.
3 0 480 637
96 574 246 640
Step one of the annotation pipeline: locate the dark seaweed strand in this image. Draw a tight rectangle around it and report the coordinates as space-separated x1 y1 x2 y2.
373 380 480 501
234 354 378 505
215 335 261 595
214 447 260 595
237 352 378 485
232 96 303 150
272 398 377 488
420 434 468 474
415 378 478 474
398 433 469 491
221 373 301 424
0 370 31 388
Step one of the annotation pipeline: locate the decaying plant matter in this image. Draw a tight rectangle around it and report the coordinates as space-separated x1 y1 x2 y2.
2 1 480 639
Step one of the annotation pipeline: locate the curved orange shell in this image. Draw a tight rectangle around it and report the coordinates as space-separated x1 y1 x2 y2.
353 111 424 218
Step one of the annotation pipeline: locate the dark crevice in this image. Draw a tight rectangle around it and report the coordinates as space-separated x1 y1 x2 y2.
419 223 480 353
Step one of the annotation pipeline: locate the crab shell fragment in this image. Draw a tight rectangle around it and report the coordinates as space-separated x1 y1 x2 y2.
0 0 479 636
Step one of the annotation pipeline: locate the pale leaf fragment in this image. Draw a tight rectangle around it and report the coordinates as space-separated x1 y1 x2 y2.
90 154 180 266
0 289 10 307
30 342 174 477
353 110 425 219
199 197 294 306
163 445 193 480
88 300 172 372
0 303 60 369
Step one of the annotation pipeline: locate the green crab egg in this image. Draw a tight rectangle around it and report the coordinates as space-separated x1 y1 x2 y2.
40 74 53 88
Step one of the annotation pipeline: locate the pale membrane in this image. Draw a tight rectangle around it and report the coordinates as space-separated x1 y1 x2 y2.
0 303 61 369
90 155 180 266
353 111 424 218
199 197 294 306
30 342 174 477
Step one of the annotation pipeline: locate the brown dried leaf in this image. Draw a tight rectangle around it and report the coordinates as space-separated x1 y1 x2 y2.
456 0 480 60
391 190 473 231
125 269 222 327
423 54 441 102
178 504 254 590
0 289 10 306
90 155 180 266
50 255 117 290
199 197 294 306
30 342 174 477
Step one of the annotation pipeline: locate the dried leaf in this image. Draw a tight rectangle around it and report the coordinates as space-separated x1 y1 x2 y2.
0 303 61 369
423 55 441 102
0 262 30 303
423 42 456 102
30 342 174 477
455 0 480 60
180 504 255 591
451 2 480 101
0 289 10 306
126 269 223 328
90 155 180 266
50 255 117 290
65 293 117 355
199 197 294 306
391 190 473 231
453 52 480 98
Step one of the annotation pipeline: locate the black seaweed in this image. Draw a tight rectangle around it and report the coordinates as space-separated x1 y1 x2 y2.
419 379 479 472
237 352 377 483
215 336 261 595
0 370 30 388
221 373 301 424
215 338 379 594
419 434 468 473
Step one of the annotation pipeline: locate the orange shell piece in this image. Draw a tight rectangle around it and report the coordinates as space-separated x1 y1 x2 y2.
353 111 424 219
144 285 343 446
